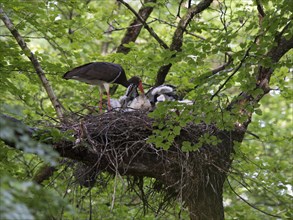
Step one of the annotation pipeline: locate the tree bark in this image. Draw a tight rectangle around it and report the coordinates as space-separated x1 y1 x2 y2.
187 185 224 220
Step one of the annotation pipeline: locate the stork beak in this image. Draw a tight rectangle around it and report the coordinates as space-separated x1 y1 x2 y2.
138 80 145 95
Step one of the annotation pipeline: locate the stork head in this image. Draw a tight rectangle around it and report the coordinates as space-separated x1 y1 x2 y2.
128 76 145 95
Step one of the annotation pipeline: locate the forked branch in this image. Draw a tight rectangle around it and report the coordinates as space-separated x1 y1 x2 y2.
117 0 158 54
118 0 169 50
155 0 213 86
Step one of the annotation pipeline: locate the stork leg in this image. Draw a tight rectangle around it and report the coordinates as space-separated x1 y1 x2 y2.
107 91 111 111
98 86 103 113
103 83 111 111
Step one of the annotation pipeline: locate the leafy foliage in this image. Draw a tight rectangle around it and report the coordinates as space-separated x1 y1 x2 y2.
0 175 74 220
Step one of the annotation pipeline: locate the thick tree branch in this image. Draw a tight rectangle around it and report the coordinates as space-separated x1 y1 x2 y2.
117 0 158 54
228 30 293 123
256 35 293 92
118 0 169 50
255 0 266 18
155 0 213 86
170 0 213 51
0 8 64 122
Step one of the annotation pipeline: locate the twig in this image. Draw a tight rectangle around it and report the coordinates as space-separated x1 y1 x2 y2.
211 35 260 100
177 0 184 18
154 18 206 40
218 0 228 33
211 52 233 75
104 19 157 34
245 130 260 139
231 18 249 35
0 8 64 122
227 179 282 218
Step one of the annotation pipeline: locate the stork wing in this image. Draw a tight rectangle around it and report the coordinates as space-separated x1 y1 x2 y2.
63 62 125 84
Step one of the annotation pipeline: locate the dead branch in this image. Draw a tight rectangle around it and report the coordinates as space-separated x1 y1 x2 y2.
211 52 233 75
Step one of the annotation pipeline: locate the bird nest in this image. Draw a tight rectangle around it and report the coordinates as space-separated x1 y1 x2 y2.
60 109 241 212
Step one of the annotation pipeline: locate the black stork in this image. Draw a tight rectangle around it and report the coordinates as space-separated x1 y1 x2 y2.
63 62 145 112
109 78 151 111
120 80 151 111
146 84 178 106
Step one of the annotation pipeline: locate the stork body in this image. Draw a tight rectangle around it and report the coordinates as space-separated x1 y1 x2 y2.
146 85 178 107
63 62 144 112
127 95 151 111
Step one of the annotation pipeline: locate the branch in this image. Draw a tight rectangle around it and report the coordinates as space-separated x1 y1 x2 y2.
155 0 213 86
227 179 281 218
219 0 228 33
211 35 259 100
227 24 293 123
0 8 64 122
181 53 233 96
154 18 206 40
170 0 213 52
104 19 157 34
117 0 158 54
255 0 266 18
211 53 233 75
256 34 293 93
176 0 184 18
268 21 292 62
118 0 169 50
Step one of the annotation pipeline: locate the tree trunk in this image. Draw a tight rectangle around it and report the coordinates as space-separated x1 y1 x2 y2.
186 180 225 220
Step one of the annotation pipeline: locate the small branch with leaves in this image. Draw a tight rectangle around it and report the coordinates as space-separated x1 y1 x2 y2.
0 8 64 122
211 35 260 100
